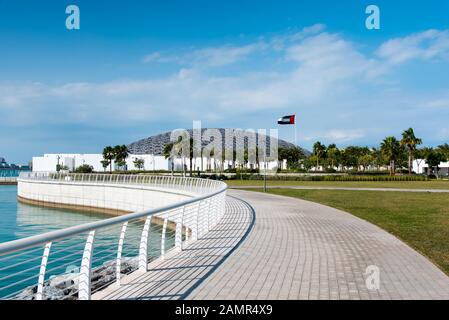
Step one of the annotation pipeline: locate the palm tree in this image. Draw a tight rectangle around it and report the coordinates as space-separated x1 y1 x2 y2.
163 142 175 176
380 136 401 175
188 138 195 176
437 143 449 161
133 158 145 170
113 145 129 171
170 138 187 176
371 147 384 171
100 160 109 172
313 141 326 171
326 144 339 170
400 128 422 174
102 146 115 173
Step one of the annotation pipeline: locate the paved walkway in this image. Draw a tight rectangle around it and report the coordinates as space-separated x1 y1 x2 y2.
189 190 449 300
95 190 449 300
93 195 254 300
231 186 449 193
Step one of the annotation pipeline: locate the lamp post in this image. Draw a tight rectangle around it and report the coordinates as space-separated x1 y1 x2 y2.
263 155 267 193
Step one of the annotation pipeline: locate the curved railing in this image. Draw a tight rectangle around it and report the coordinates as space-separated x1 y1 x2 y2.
0 173 227 300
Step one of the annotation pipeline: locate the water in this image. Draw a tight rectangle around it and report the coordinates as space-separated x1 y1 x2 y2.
0 185 175 299
0 169 28 178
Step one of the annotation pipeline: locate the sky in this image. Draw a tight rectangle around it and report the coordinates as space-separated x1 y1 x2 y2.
1 0 449 164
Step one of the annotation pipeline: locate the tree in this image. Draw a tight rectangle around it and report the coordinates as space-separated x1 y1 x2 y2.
100 160 109 172
133 158 145 170
326 144 339 170
303 155 316 172
400 128 422 174
380 136 401 175
341 146 362 171
56 164 69 172
437 143 449 161
278 147 304 170
162 142 176 175
358 153 374 172
371 147 385 171
425 148 446 178
313 141 326 171
278 147 288 170
102 146 115 173
75 164 94 173
188 138 195 176
113 145 129 171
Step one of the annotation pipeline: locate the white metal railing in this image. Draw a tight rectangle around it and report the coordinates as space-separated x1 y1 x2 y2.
0 173 227 300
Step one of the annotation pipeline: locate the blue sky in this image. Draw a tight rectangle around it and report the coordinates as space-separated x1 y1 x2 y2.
1 0 449 163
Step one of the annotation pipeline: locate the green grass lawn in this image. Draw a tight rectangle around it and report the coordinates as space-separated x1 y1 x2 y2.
227 179 449 189
251 188 449 274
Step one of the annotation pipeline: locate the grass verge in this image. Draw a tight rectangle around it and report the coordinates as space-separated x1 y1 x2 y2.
227 179 449 189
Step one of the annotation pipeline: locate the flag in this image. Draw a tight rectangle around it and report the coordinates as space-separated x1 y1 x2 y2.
277 115 295 125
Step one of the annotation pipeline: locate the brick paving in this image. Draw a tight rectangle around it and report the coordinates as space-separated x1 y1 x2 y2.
95 189 449 300
188 190 449 300
93 195 254 300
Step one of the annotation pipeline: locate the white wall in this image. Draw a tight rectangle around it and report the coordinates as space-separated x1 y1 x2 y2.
413 159 449 174
33 153 280 172
32 154 170 172
33 154 104 172
18 179 195 213
127 155 168 171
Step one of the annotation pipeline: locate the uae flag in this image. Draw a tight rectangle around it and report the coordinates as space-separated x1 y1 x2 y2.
277 114 295 125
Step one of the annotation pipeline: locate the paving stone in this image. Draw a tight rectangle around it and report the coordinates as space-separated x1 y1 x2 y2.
189 190 449 300
95 189 449 300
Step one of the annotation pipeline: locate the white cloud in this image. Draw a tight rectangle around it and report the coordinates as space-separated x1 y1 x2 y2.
2 26 449 148
424 98 449 109
377 29 449 64
143 42 266 68
142 52 162 63
190 43 266 67
304 130 365 143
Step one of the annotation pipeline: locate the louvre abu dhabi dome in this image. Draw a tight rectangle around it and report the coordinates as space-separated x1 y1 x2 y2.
127 128 308 156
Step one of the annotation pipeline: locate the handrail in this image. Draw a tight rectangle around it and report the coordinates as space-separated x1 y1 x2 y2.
0 172 227 300
0 181 226 256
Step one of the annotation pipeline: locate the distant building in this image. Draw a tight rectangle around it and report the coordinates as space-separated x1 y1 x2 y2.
0 157 7 168
32 154 169 172
32 128 301 172
413 159 449 176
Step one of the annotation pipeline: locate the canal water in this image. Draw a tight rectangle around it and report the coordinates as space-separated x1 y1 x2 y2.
0 185 174 299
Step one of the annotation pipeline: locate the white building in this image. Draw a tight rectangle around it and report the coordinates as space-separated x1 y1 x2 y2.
412 159 449 176
32 153 281 173
32 154 170 172
31 128 298 173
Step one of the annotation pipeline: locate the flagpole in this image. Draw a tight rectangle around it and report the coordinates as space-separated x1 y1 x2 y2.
294 113 297 147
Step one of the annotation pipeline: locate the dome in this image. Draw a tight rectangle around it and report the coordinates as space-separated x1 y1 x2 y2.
127 128 308 156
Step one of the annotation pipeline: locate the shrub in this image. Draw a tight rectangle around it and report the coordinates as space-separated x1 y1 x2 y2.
241 174 429 182
74 164 94 173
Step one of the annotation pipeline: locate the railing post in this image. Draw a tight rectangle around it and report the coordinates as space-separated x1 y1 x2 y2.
138 216 152 272
36 242 52 300
160 216 168 259
206 198 212 232
79 230 95 300
116 222 128 286
175 206 185 251
193 201 201 240
183 224 189 247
